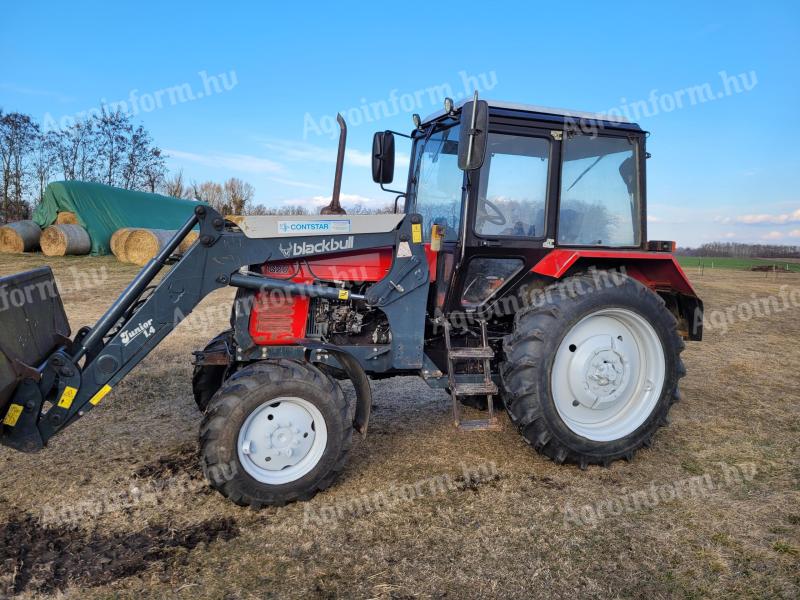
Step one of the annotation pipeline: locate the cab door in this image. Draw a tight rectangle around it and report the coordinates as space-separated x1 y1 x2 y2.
446 123 561 314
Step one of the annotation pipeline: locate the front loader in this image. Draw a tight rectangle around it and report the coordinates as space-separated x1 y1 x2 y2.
1 94 703 507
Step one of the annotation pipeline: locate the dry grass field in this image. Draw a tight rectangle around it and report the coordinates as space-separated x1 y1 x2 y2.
0 253 798 599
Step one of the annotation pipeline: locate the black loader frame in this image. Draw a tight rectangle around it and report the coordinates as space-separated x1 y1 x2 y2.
0 205 430 452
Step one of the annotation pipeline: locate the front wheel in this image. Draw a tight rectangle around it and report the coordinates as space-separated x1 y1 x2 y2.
501 271 686 467
200 360 352 507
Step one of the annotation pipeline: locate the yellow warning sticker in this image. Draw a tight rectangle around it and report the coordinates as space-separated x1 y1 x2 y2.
58 386 78 409
338 289 350 300
89 385 112 406
3 404 23 427
411 223 422 244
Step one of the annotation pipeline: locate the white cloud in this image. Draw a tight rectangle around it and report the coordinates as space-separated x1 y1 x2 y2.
789 229 800 238
283 193 388 211
0 82 74 103
762 231 784 240
166 149 283 174
734 208 800 225
258 138 367 168
267 176 323 190
647 215 663 223
258 137 409 171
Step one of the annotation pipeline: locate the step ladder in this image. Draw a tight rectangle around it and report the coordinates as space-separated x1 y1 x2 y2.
444 319 501 431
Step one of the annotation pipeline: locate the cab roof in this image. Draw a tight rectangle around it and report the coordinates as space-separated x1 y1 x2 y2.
423 99 643 133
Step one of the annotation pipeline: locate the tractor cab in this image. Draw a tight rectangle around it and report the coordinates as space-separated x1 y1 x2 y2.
372 98 649 318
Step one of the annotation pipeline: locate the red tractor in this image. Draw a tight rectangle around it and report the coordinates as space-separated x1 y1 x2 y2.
0 95 702 508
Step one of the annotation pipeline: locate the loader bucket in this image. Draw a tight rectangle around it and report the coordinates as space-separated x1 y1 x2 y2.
0 267 70 416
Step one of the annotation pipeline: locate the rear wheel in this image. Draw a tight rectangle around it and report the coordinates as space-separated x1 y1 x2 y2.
500 271 685 467
200 359 352 507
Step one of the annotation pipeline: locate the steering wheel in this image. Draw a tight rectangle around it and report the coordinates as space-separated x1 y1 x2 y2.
478 198 506 226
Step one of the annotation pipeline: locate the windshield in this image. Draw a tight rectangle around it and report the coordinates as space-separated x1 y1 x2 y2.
410 124 462 242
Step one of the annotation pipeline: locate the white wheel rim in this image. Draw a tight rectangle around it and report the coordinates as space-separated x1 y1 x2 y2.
237 396 328 485
551 308 665 442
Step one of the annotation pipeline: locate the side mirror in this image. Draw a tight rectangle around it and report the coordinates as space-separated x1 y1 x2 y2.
458 98 489 171
372 131 395 184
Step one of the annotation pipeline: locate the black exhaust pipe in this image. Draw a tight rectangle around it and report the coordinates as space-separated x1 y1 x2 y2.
321 113 347 215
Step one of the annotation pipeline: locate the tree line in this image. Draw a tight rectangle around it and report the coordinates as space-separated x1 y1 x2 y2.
0 107 394 223
677 242 800 259
161 170 392 216
0 108 166 222
0 108 277 223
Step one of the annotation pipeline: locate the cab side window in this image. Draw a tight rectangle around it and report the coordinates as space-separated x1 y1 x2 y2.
558 133 640 247
475 134 549 238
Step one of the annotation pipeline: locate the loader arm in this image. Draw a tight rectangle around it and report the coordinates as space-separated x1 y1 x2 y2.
1 206 429 452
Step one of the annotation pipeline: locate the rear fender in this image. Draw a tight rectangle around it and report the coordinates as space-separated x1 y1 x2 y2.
531 249 703 340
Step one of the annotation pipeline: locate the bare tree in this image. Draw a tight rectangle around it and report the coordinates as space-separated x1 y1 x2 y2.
247 203 269 215
31 131 58 203
259 204 309 215
162 169 189 198
0 109 9 220
223 177 255 215
96 109 129 187
141 147 166 193
192 181 225 212
0 112 38 221
122 125 165 192
52 121 96 182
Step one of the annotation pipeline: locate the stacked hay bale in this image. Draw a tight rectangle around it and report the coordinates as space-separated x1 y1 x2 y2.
110 228 136 262
124 229 174 266
112 228 199 265
0 221 41 253
55 211 79 225
179 230 199 253
40 224 91 256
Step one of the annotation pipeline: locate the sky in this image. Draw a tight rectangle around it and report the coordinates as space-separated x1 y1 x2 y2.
1 1 798 247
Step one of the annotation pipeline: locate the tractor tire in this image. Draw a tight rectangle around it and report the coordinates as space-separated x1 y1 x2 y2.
500 271 685 468
192 330 233 412
200 359 352 508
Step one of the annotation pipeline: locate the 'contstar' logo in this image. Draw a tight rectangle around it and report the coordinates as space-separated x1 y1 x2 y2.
279 236 354 258
278 220 351 234
120 319 155 346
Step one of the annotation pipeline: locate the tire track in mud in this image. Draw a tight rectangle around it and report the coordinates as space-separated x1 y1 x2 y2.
0 445 237 596
0 512 238 596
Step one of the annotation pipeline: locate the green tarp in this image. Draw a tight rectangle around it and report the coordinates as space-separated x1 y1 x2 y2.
32 181 204 256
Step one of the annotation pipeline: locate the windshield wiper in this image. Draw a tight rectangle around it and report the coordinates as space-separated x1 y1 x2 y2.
566 155 605 192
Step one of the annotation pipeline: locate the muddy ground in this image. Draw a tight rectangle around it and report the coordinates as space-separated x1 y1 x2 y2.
0 254 798 599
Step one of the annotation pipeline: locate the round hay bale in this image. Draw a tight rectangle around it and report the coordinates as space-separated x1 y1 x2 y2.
55 211 79 225
0 220 41 253
40 224 91 256
125 229 175 266
178 230 200 253
110 228 136 262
